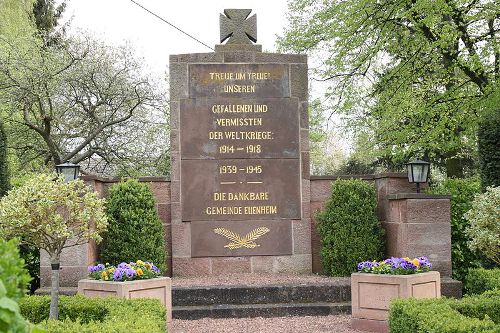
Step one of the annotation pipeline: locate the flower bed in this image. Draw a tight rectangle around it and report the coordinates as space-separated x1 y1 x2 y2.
80 260 171 331
351 257 440 333
87 260 160 281
357 256 432 274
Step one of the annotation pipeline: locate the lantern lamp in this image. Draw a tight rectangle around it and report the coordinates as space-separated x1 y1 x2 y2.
406 159 430 193
55 161 80 183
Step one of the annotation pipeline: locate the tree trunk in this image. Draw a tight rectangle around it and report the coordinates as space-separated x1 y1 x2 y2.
49 254 60 320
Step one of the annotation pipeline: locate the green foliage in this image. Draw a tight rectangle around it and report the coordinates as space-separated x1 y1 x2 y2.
0 173 108 257
428 177 482 281
0 239 31 301
100 179 166 273
0 31 169 176
20 295 166 332
0 120 9 197
31 0 66 34
478 108 500 190
336 158 375 175
308 99 346 175
465 186 500 265
464 268 500 296
389 291 500 333
316 179 384 276
278 0 498 176
0 0 36 39
0 280 28 333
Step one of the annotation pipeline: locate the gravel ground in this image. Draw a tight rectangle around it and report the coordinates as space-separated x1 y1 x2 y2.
172 273 349 287
173 315 363 333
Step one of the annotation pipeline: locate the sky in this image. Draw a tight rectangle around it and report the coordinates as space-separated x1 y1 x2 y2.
63 0 290 79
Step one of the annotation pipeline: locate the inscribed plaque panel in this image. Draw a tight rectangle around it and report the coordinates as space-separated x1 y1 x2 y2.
181 159 301 221
180 98 299 159
191 220 292 257
189 63 289 98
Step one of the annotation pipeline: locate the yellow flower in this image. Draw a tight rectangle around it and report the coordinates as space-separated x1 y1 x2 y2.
145 263 152 270
136 269 143 276
101 271 108 277
411 259 420 267
136 260 144 265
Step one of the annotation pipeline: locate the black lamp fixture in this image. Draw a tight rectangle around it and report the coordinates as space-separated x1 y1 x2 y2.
55 161 80 183
406 159 430 193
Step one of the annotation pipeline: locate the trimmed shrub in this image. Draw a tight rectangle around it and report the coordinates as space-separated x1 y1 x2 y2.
465 186 500 265
464 268 500 295
100 179 166 273
20 295 166 332
0 238 31 301
428 177 482 281
0 120 9 197
389 290 500 332
316 179 384 276
478 107 500 189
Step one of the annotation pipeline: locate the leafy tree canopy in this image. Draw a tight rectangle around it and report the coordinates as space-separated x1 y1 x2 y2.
279 0 499 176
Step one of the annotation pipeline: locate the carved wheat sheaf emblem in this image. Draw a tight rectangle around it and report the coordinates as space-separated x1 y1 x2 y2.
213 227 270 250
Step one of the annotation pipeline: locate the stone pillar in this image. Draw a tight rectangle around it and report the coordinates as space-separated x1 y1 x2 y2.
169 10 311 276
383 193 452 277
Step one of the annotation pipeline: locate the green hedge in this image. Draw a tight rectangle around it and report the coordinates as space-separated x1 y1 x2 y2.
316 179 384 276
428 177 482 282
464 268 500 295
20 295 166 332
100 179 167 273
389 290 500 333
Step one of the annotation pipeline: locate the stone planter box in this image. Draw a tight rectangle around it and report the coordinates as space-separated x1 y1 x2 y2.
78 277 172 332
351 271 440 333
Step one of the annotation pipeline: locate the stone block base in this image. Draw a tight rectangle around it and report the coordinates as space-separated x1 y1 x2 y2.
78 277 172 331
351 318 388 333
172 254 312 277
351 271 440 321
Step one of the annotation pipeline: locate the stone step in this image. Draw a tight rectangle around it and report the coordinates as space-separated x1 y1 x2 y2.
172 302 351 320
172 283 351 306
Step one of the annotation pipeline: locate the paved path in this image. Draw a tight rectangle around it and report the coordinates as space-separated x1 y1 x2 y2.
172 315 363 333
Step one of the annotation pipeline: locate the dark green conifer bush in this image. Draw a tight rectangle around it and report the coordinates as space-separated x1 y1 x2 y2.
317 179 384 276
0 121 9 197
100 179 166 273
478 108 500 189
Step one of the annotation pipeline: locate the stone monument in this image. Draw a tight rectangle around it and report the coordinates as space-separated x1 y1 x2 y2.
169 9 311 276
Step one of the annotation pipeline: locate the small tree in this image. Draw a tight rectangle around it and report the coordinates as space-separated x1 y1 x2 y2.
465 186 500 265
317 179 384 276
0 173 107 319
100 179 166 273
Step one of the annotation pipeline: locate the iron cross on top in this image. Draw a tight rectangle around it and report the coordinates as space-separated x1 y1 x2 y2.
220 9 257 44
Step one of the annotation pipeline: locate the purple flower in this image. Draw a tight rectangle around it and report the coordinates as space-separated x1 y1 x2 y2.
118 262 130 269
125 268 136 278
87 265 95 273
152 265 159 273
96 264 105 271
113 268 124 281
400 260 417 270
